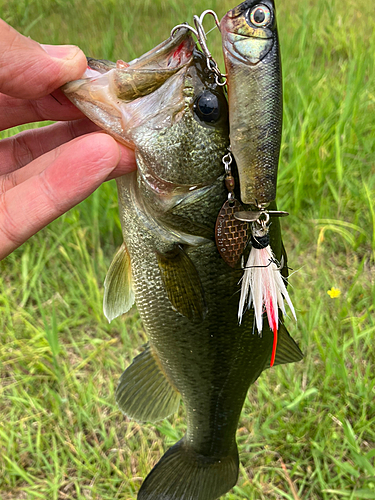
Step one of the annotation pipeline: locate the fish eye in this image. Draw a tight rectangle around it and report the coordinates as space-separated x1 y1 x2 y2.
249 4 272 27
194 91 221 123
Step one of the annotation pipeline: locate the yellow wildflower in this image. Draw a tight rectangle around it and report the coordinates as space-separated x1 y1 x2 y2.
327 287 341 299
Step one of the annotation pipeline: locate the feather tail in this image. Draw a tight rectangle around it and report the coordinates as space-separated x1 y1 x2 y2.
238 244 296 367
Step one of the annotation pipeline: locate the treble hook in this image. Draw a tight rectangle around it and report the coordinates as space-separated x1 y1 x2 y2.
194 11 226 86
193 10 220 61
171 11 227 86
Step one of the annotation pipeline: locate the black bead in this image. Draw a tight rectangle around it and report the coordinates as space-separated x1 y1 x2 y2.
251 233 270 249
194 91 221 122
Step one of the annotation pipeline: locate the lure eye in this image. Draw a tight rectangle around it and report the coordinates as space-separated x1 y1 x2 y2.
249 4 272 27
194 91 221 123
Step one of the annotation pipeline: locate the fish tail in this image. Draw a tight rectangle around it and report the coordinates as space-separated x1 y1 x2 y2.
138 438 239 500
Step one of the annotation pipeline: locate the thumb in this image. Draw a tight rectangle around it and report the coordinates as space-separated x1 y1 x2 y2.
0 19 87 99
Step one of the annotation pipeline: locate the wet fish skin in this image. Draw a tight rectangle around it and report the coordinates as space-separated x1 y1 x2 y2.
221 0 282 207
62 28 302 500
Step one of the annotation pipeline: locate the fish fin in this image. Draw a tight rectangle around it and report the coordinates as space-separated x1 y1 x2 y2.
265 323 303 369
138 438 239 500
116 343 180 422
103 243 135 323
156 246 207 322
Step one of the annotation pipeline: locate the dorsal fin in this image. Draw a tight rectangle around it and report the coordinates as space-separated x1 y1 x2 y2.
103 243 134 323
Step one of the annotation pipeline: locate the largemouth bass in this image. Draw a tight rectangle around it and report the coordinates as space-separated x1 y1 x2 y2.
221 0 282 207
62 26 302 500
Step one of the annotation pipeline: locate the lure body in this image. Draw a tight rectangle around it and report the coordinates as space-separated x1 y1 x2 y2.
221 1 295 365
221 0 282 206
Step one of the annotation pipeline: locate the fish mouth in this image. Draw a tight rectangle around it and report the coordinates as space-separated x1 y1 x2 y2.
63 26 195 98
83 27 195 78
62 27 195 147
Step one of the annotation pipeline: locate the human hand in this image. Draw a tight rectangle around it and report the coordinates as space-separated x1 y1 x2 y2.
0 19 136 260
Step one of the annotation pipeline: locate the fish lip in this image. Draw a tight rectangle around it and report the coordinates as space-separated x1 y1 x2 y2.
130 26 194 69
85 27 195 74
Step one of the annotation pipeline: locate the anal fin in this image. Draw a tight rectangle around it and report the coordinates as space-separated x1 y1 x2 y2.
116 343 180 422
265 323 303 369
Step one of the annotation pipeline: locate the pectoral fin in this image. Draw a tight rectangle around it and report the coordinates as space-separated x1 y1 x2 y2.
116 343 180 422
264 323 303 369
103 243 135 323
157 246 207 322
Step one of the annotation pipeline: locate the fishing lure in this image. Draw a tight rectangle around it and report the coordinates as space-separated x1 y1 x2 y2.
171 6 297 366
215 148 296 367
236 211 296 366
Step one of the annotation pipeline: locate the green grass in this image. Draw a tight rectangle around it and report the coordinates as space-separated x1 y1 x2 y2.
1 0 375 498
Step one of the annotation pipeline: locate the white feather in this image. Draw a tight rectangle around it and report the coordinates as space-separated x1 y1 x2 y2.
238 244 296 331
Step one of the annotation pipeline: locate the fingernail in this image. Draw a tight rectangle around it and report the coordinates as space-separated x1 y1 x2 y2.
41 44 82 60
